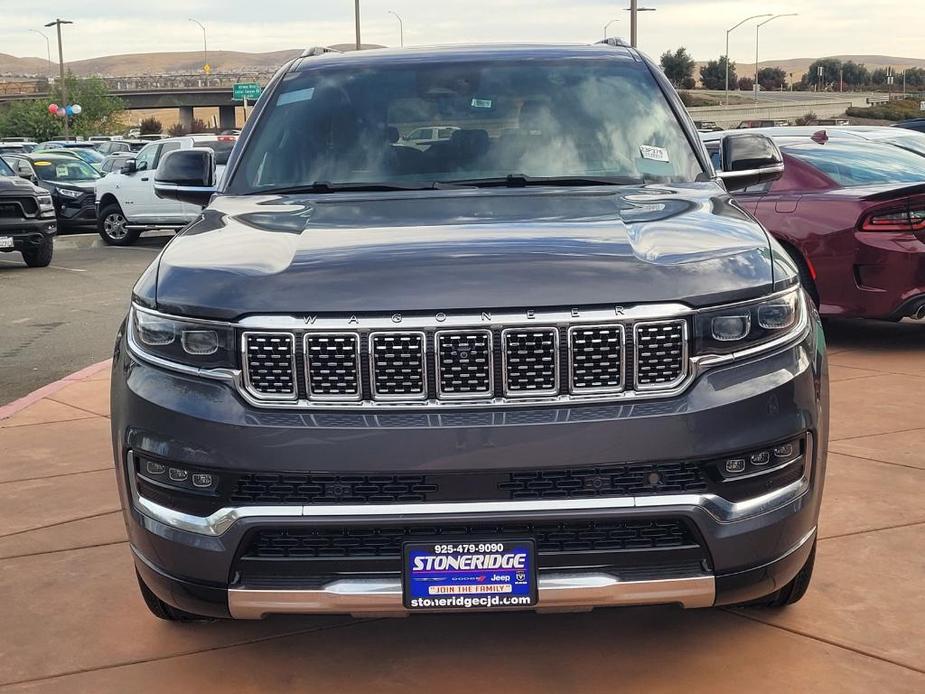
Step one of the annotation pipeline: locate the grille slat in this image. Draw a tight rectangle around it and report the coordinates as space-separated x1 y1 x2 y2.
304 333 361 400
569 325 624 393
435 330 493 399
370 332 427 400
243 333 297 400
634 320 688 389
502 328 559 396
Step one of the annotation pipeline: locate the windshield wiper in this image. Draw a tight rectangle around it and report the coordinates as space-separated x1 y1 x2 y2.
259 180 465 195
446 174 646 188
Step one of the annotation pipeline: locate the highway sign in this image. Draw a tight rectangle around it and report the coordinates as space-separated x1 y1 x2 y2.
233 83 262 101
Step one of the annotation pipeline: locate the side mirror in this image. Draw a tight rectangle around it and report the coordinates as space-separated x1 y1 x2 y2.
120 159 137 174
716 133 784 192
154 148 216 207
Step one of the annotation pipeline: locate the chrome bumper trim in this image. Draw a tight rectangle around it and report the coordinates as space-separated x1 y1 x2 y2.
227 572 716 619
127 453 810 537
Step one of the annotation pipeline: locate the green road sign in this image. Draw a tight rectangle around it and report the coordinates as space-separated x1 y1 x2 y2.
232 83 262 101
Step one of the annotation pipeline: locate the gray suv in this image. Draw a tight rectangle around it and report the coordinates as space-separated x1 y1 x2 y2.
112 42 828 620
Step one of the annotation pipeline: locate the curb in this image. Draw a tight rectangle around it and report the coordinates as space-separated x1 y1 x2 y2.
0 359 112 421
54 230 175 251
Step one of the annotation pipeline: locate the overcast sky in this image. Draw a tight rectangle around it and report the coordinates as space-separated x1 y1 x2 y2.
1 0 921 65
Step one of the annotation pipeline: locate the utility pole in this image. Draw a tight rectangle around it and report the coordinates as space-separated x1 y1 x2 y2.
44 18 73 140
625 2 655 49
355 0 362 50
725 14 771 106
388 10 403 47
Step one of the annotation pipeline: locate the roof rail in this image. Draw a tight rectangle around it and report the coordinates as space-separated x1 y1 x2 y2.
596 37 630 48
299 46 342 58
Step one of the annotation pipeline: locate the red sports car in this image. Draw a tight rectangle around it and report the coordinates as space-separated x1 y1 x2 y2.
705 130 925 320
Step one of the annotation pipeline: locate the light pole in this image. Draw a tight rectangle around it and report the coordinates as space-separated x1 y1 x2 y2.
754 14 797 103
724 14 771 105
29 30 52 76
355 0 362 50
625 2 656 49
188 19 208 74
44 18 73 140
388 10 404 47
603 18 620 40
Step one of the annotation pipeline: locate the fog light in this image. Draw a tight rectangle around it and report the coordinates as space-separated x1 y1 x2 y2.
711 315 750 342
192 473 213 488
145 460 166 475
725 458 746 474
168 468 189 482
750 451 770 466
773 443 794 458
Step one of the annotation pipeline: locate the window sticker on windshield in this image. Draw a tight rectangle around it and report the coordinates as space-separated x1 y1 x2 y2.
471 98 492 109
278 87 314 106
56 166 70 177
34 161 51 166
640 145 669 162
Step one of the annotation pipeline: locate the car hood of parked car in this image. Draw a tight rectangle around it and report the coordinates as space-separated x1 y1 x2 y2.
145 184 777 320
0 174 46 197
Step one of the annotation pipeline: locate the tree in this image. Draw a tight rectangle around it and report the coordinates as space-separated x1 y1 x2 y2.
700 56 735 90
737 77 754 92
139 117 162 135
660 47 696 88
840 61 870 88
680 76 696 90
803 58 843 90
757 67 787 91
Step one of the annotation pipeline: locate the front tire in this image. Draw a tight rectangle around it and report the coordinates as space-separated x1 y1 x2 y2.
98 203 140 246
135 570 214 622
21 237 53 268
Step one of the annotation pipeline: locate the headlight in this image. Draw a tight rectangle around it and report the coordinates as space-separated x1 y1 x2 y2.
130 306 236 369
37 195 54 215
56 187 83 199
694 286 805 355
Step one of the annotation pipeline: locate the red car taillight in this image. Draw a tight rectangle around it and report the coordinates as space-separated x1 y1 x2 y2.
860 202 925 232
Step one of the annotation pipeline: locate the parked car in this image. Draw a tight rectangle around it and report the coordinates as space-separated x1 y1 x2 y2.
1 152 99 230
703 128 925 320
0 153 56 267
0 143 28 155
737 119 791 128
397 125 460 150
692 120 722 132
99 152 136 174
114 43 828 622
894 117 925 134
35 140 99 151
34 146 105 170
96 139 147 155
138 134 167 141
95 134 237 245
1 140 38 153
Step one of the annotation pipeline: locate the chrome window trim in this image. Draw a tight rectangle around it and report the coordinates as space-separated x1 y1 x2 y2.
127 450 812 537
633 319 690 392
501 326 560 397
240 331 298 402
434 329 494 400
567 323 626 395
368 331 428 401
303 332 362 402
125 287 808 411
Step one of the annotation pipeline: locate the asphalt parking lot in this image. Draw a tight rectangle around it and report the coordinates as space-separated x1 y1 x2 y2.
0 235 169 405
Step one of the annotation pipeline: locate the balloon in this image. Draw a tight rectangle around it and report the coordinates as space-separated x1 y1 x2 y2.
48 103 58 114
71 104 82 115
65 105 74 117
57 108 67 118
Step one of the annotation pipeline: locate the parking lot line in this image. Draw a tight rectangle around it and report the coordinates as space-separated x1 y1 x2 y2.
0 258 87 272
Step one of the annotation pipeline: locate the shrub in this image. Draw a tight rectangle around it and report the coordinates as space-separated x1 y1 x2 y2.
846 99 924 121
794 112 817 126
139 116 162 135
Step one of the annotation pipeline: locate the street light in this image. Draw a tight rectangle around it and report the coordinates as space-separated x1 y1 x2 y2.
724 14 771 105
388 10 404 47
44 18 73 140
188 19 208 74
754 14 797 102
603 18 620 40
624 2 655 49
29 30 52 76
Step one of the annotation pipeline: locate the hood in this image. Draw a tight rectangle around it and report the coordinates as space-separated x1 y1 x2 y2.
54 180 97 193
151 184 774 321
0 174 44 197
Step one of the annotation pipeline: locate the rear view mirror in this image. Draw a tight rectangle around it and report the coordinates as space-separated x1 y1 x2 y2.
154 148 216 207
716 133 784 192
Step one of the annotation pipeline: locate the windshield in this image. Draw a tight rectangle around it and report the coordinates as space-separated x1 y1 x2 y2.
228 58 703 193
784 141 925 186
33 158 100 182
0 157 13 176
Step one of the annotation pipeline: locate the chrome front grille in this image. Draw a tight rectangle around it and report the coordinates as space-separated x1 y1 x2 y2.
304 333 361 400
634 320 688 389
238 311 693 407
242 332 296 400
568 325 624 393
435 330 493 399
502 328 559 396
369 332 427 400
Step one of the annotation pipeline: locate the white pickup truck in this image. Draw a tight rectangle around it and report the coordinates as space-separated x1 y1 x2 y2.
95 134 236 245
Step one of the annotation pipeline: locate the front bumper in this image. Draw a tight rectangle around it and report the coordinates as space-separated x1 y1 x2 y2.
112 316 828 618
0 215 56 251
55 194 97 226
